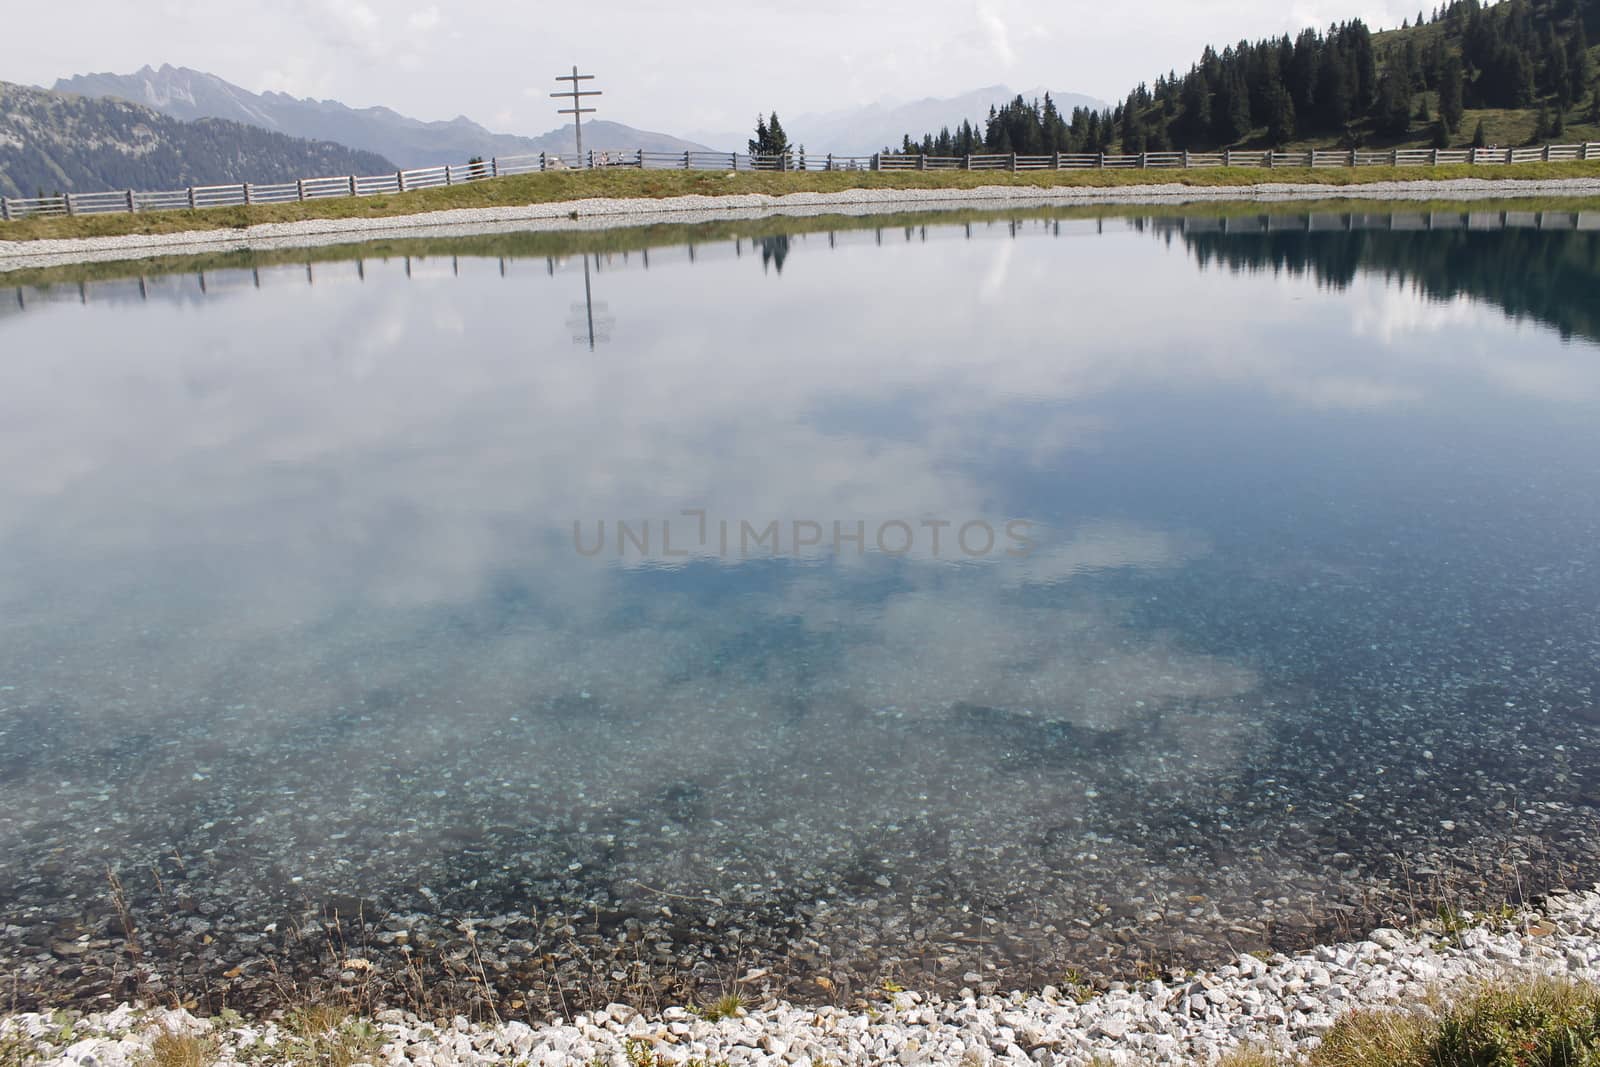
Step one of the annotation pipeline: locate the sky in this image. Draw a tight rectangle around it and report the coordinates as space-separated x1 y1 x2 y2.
5 0 1426 140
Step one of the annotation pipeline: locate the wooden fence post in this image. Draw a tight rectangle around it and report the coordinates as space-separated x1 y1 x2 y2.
347 176 355 197
826 153 833 171
125 189 135 213
397 170 407 192
1431 148 1438 165
684 151 691 169
731 152 738 170
1097 152 1105 168
445 166 454 186
1223 148 1231 166
243 183 253 205
1138 152 1146 168
540 153 547 172
1543 144 1551 162
491 157 499 178
587 149 594 169
1008 152 1017 171
297 179 306 201
0 197 9 222
918 153 927 171
1182 150 1190 168
63 193 74 216
187 187 196 209
964 154 972 170
872 153 880 171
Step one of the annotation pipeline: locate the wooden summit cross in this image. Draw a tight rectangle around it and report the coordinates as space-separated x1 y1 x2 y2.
551 66 602 163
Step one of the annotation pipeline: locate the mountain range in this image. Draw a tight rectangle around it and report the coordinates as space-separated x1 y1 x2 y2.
55 66 712 168
687 86 1109 155
0 81 394 199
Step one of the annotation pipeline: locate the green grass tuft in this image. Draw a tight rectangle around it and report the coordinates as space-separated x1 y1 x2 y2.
142 1028 209 1067
694 990 749 1021
1315 976 1600 1067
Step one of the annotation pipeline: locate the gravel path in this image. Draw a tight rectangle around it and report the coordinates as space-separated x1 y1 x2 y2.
7 886 1600 1066
4 176 1600 273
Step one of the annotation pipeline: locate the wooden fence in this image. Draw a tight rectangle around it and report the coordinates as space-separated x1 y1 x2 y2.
3 143 1599 222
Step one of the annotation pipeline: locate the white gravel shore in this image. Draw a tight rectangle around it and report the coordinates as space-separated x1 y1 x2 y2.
4 176 1600 274
7 887 1600 1066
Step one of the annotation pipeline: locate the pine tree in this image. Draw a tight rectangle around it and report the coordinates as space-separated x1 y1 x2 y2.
1168 74 1204 146
1377 73 1414 135
1532 102 1552 141
1316 41 1353 128
1471 118 1488 146
1214 68 1252 142
748 116 769 156
1417 94 1432 123
1433 119 1452 147
1268 85 1298 144
1572 23 1594 93
766 113 790 155
1440 56 1466 132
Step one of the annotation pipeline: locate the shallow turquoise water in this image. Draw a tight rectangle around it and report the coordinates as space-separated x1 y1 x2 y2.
2 209 1599 1007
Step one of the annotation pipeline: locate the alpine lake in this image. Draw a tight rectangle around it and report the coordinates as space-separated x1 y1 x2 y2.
2 201 1599 1019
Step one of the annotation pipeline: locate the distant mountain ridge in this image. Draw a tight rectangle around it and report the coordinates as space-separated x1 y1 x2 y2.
0 81 395 199
55 66 712 168
688 85 1109 155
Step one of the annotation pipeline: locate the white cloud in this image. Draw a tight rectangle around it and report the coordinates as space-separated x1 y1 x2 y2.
978 1 1018 66
406 4 441 31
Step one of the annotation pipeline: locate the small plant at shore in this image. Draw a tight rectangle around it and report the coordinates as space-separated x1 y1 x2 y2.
1215 1048 1282 1067
1436 903 1475 943
1061 968 1096 1005
622 1042 727 1067
144 1028 208 1067
281 1004 381 1067
1313 976 1600 1067
0 1030 38 1067
693 990 749 1021
1433 900 1521 948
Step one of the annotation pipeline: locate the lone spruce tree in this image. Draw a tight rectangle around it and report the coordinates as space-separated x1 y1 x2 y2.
749 112 790 158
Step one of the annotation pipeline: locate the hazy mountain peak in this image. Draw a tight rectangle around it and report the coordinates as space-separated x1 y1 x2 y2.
53 66 711 168
0 80 394 198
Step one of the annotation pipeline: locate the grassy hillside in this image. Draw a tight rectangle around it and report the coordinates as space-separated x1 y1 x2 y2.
896 0 1600 158
3 161 1600 242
